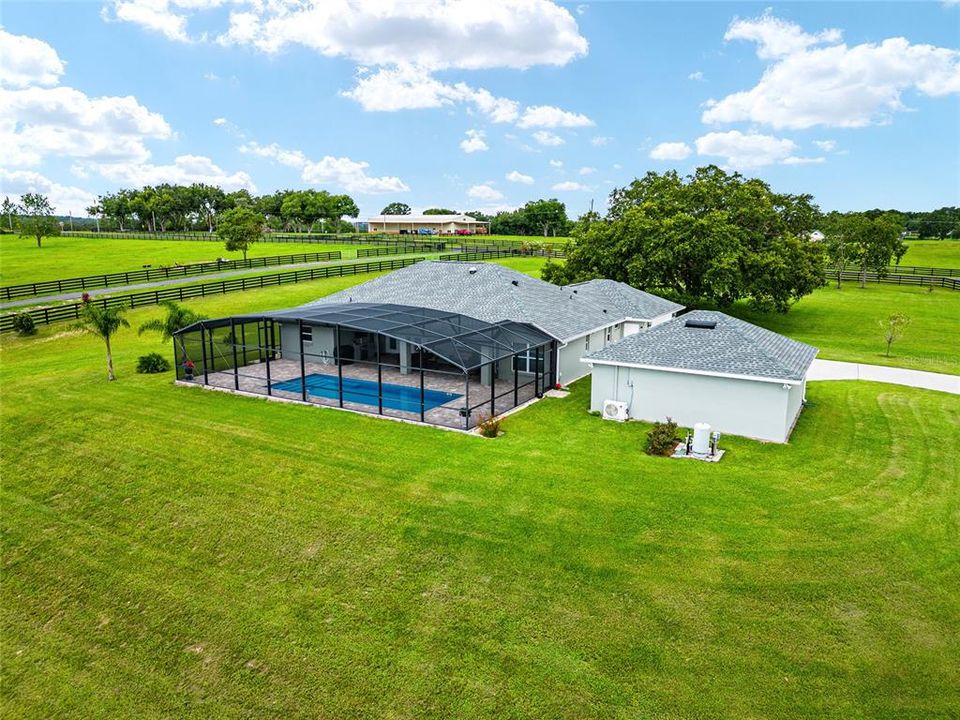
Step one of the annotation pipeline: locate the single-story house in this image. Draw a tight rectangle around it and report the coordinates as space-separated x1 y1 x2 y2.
172 261 683 430
583 310 818 443
311 261 684 385
367 214 489 235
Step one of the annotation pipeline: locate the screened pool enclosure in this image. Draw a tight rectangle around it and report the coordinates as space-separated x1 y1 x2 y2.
172 303 556 430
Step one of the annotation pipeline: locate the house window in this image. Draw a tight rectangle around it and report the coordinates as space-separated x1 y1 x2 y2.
605 326 613 343
513 348 544 374
300 325 313 343
585 335 591 351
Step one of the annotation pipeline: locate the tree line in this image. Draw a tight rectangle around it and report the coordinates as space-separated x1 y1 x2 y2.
73 185 360 234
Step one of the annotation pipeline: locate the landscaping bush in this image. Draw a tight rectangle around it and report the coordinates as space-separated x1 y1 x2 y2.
646 417 679 456
477 414 503 438
136 353 171 374
12 313 37 336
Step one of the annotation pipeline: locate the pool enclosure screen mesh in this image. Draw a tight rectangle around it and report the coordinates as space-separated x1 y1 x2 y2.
173 302 554 429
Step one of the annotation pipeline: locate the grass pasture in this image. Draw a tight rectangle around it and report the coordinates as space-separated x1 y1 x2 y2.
1 268 958 717
900 239 960 268
0 235 380 287
730 282 960 375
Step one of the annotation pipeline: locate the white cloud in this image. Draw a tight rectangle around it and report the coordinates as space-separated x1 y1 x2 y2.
649 141 692 161
549 159 563 168
95 154 256 192
725 11 842 60
341 64 593 132
532 130 564 146
516 104 593 128
0 28 65 88
302 156 408 193
813 139 837 152
576 3 588 15
590 135 611 146
552 181 589 191
0 168 96 214
459 129 489 154
238 141 307 168
782 156 826 165
467 183 504 201
613 163 622 169
204 71 220 81
578 166 596 175
694 130 797 168
505 170 534 184
0 85 173 166
102 0 203 43
238 140 408 193
705 14 960 129
688 70 704 81
216 0 588 71
212 116 227 126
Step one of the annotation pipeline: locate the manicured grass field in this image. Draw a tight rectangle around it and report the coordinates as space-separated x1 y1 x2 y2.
0 235 378 286
900 240 960 268
729 282 960 375
2 271 958 718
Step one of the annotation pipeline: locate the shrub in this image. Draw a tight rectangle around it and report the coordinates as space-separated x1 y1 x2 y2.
477 414 503 438
136 352 171 374
12 313 37 336
646 417 679 456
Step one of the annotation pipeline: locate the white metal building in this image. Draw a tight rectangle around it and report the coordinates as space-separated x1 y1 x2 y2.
367 214 489 235
583 310 818 443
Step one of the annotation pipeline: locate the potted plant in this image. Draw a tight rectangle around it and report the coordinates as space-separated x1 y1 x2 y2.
182 359 195 380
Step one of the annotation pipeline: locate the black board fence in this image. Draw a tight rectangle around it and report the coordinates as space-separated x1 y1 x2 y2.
356 245 430 258
439 247 567 262
62 230 448 250
827 270 959 290
1 250 343 300
1 257 426 333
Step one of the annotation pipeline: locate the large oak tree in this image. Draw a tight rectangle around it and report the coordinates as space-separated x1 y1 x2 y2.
543 166 826 313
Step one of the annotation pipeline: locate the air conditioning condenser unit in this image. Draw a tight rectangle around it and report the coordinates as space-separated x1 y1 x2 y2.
602 399 629 422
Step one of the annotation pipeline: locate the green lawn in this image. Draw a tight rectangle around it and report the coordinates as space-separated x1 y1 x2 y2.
0 235 377 286
900 240 960 268
2 271 958 718
729 283 960 375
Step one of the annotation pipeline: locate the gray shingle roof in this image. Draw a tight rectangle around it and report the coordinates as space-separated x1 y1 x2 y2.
585 310 818 382
565 279 684 321
307 261 668 342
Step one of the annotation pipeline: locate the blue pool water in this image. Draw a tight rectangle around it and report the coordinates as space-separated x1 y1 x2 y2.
271 373 462 413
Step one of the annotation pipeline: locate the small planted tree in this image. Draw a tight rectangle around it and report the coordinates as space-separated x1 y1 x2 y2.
138 300 206 342
218 206 264 260
880 313 911 357
17 193 60 248
76 301 129 381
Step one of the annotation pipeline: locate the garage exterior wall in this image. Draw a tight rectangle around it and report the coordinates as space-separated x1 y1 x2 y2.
589 364 797 443
559 324 623 384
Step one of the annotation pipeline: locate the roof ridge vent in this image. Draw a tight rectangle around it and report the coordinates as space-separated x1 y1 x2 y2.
511 279 519 286
685 318 717 329
468 267 477 274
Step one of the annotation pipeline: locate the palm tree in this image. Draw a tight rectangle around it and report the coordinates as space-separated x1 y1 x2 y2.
138 301 206 342
76 303 129 381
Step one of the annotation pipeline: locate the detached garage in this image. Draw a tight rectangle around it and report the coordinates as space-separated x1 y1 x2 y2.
582 311 818 443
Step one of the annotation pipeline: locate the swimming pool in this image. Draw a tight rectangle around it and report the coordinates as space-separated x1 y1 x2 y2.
270 373 462 413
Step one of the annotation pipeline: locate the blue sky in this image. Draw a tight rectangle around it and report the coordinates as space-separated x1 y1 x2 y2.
1 1 958 218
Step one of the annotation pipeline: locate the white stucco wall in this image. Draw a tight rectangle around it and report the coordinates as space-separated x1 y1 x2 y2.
560 324 623 383
588 364 799 443
279 321 335 362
